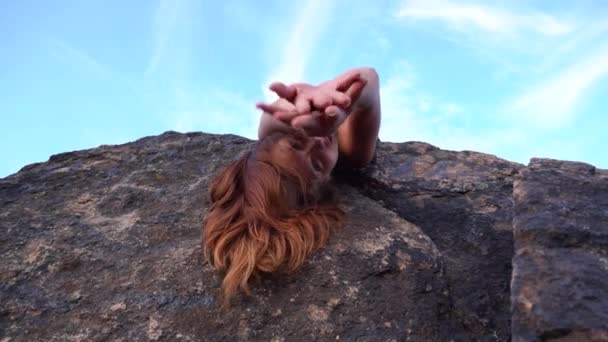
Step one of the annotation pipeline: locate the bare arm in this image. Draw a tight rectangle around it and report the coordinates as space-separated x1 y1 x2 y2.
257 67 381 167
335 67 381 167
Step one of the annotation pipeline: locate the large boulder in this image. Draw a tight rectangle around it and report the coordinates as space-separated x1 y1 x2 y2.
0 132 465 341
3 131 607 341
337 141 522 341
511 158 608 341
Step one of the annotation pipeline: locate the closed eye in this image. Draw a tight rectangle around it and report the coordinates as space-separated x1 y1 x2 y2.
311 157 323 172
287 140 300 150
286 135 309 151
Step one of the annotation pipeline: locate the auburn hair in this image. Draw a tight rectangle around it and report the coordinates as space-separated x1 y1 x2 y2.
203 130 344 305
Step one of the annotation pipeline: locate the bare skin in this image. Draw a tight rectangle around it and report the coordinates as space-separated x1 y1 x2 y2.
257 67 381 170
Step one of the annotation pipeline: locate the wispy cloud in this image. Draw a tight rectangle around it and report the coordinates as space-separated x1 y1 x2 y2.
395 0 608 134
145 0 191 77
396 0 574 36
377 61 536 159
147 0 233 136
46 36 142 96
379 61 474 147
503 44 608 130
263 0 338 102
394 0 583 82
378 61 417 142
47 37 113 78
171 87 259 139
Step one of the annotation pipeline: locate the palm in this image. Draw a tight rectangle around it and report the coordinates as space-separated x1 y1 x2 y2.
257 72 367 136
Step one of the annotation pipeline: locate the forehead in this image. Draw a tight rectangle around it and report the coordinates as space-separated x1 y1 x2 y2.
269 138 315 178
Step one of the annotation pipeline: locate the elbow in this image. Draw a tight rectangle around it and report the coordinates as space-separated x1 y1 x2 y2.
339 141 377 168
359 67 379 84
350 156 373 168
343 152 374 169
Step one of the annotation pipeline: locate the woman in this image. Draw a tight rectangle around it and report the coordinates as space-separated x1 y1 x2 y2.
203 67 381 304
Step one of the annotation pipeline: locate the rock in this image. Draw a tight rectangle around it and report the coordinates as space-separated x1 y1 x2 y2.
2 131 606 341
512 158 608 341
336 141 523 340
0 132 464 341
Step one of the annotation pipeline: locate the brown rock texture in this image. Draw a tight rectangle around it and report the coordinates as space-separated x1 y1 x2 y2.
336 141 522 340
511 158 608 341
1 131 606 341
0 132 464 341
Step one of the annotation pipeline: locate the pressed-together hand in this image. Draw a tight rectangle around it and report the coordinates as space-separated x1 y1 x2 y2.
257 72 367 136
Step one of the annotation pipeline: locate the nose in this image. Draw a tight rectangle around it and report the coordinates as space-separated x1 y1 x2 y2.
311 137 325 150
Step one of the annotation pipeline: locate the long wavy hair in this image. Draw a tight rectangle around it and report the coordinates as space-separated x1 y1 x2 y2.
203 130 344 305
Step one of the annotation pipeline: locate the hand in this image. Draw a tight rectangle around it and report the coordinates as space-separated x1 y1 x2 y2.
270 71 366 115
257 91 347 137
290 105 346 137
256 97 296 117
257 98 344 137
256 73 367 136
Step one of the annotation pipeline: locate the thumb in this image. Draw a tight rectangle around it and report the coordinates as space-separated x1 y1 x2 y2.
324 105 347 127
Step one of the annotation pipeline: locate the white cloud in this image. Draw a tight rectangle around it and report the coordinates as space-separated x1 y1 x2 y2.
394 0 608 145
504 45 608 130
394 0 582 81
262 0 337 102
396 0 574 36
379 68 417 143
379 61 476 147
145 0 192 76
171 87 259 139
377 61 533 158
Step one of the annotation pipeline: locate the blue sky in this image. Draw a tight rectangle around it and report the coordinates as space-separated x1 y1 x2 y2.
1 0 607 178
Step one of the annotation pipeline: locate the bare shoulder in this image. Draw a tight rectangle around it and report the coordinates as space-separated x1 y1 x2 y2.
337 67 381 168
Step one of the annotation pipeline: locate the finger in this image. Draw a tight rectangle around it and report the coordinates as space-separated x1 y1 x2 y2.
312 93 332 109
344 79 367 104
295 94 312 114
257 97 296 113
269 82 297 102
291 82 314 90
319 111 339 127
274 110 301 122
275 98 297 111
326 90 351 108
323 105 345 128
292 112 317 129
292 112 325 136
324 105 345 117
335 72 362 92
291 110 342 137
256 102 283 114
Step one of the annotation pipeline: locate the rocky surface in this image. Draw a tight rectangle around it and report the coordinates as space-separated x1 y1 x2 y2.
0 132 464 341
337 141 522 340
511 158 608 341
1 131 606 341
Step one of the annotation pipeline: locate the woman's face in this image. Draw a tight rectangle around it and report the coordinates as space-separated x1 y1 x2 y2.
273 133 339 183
